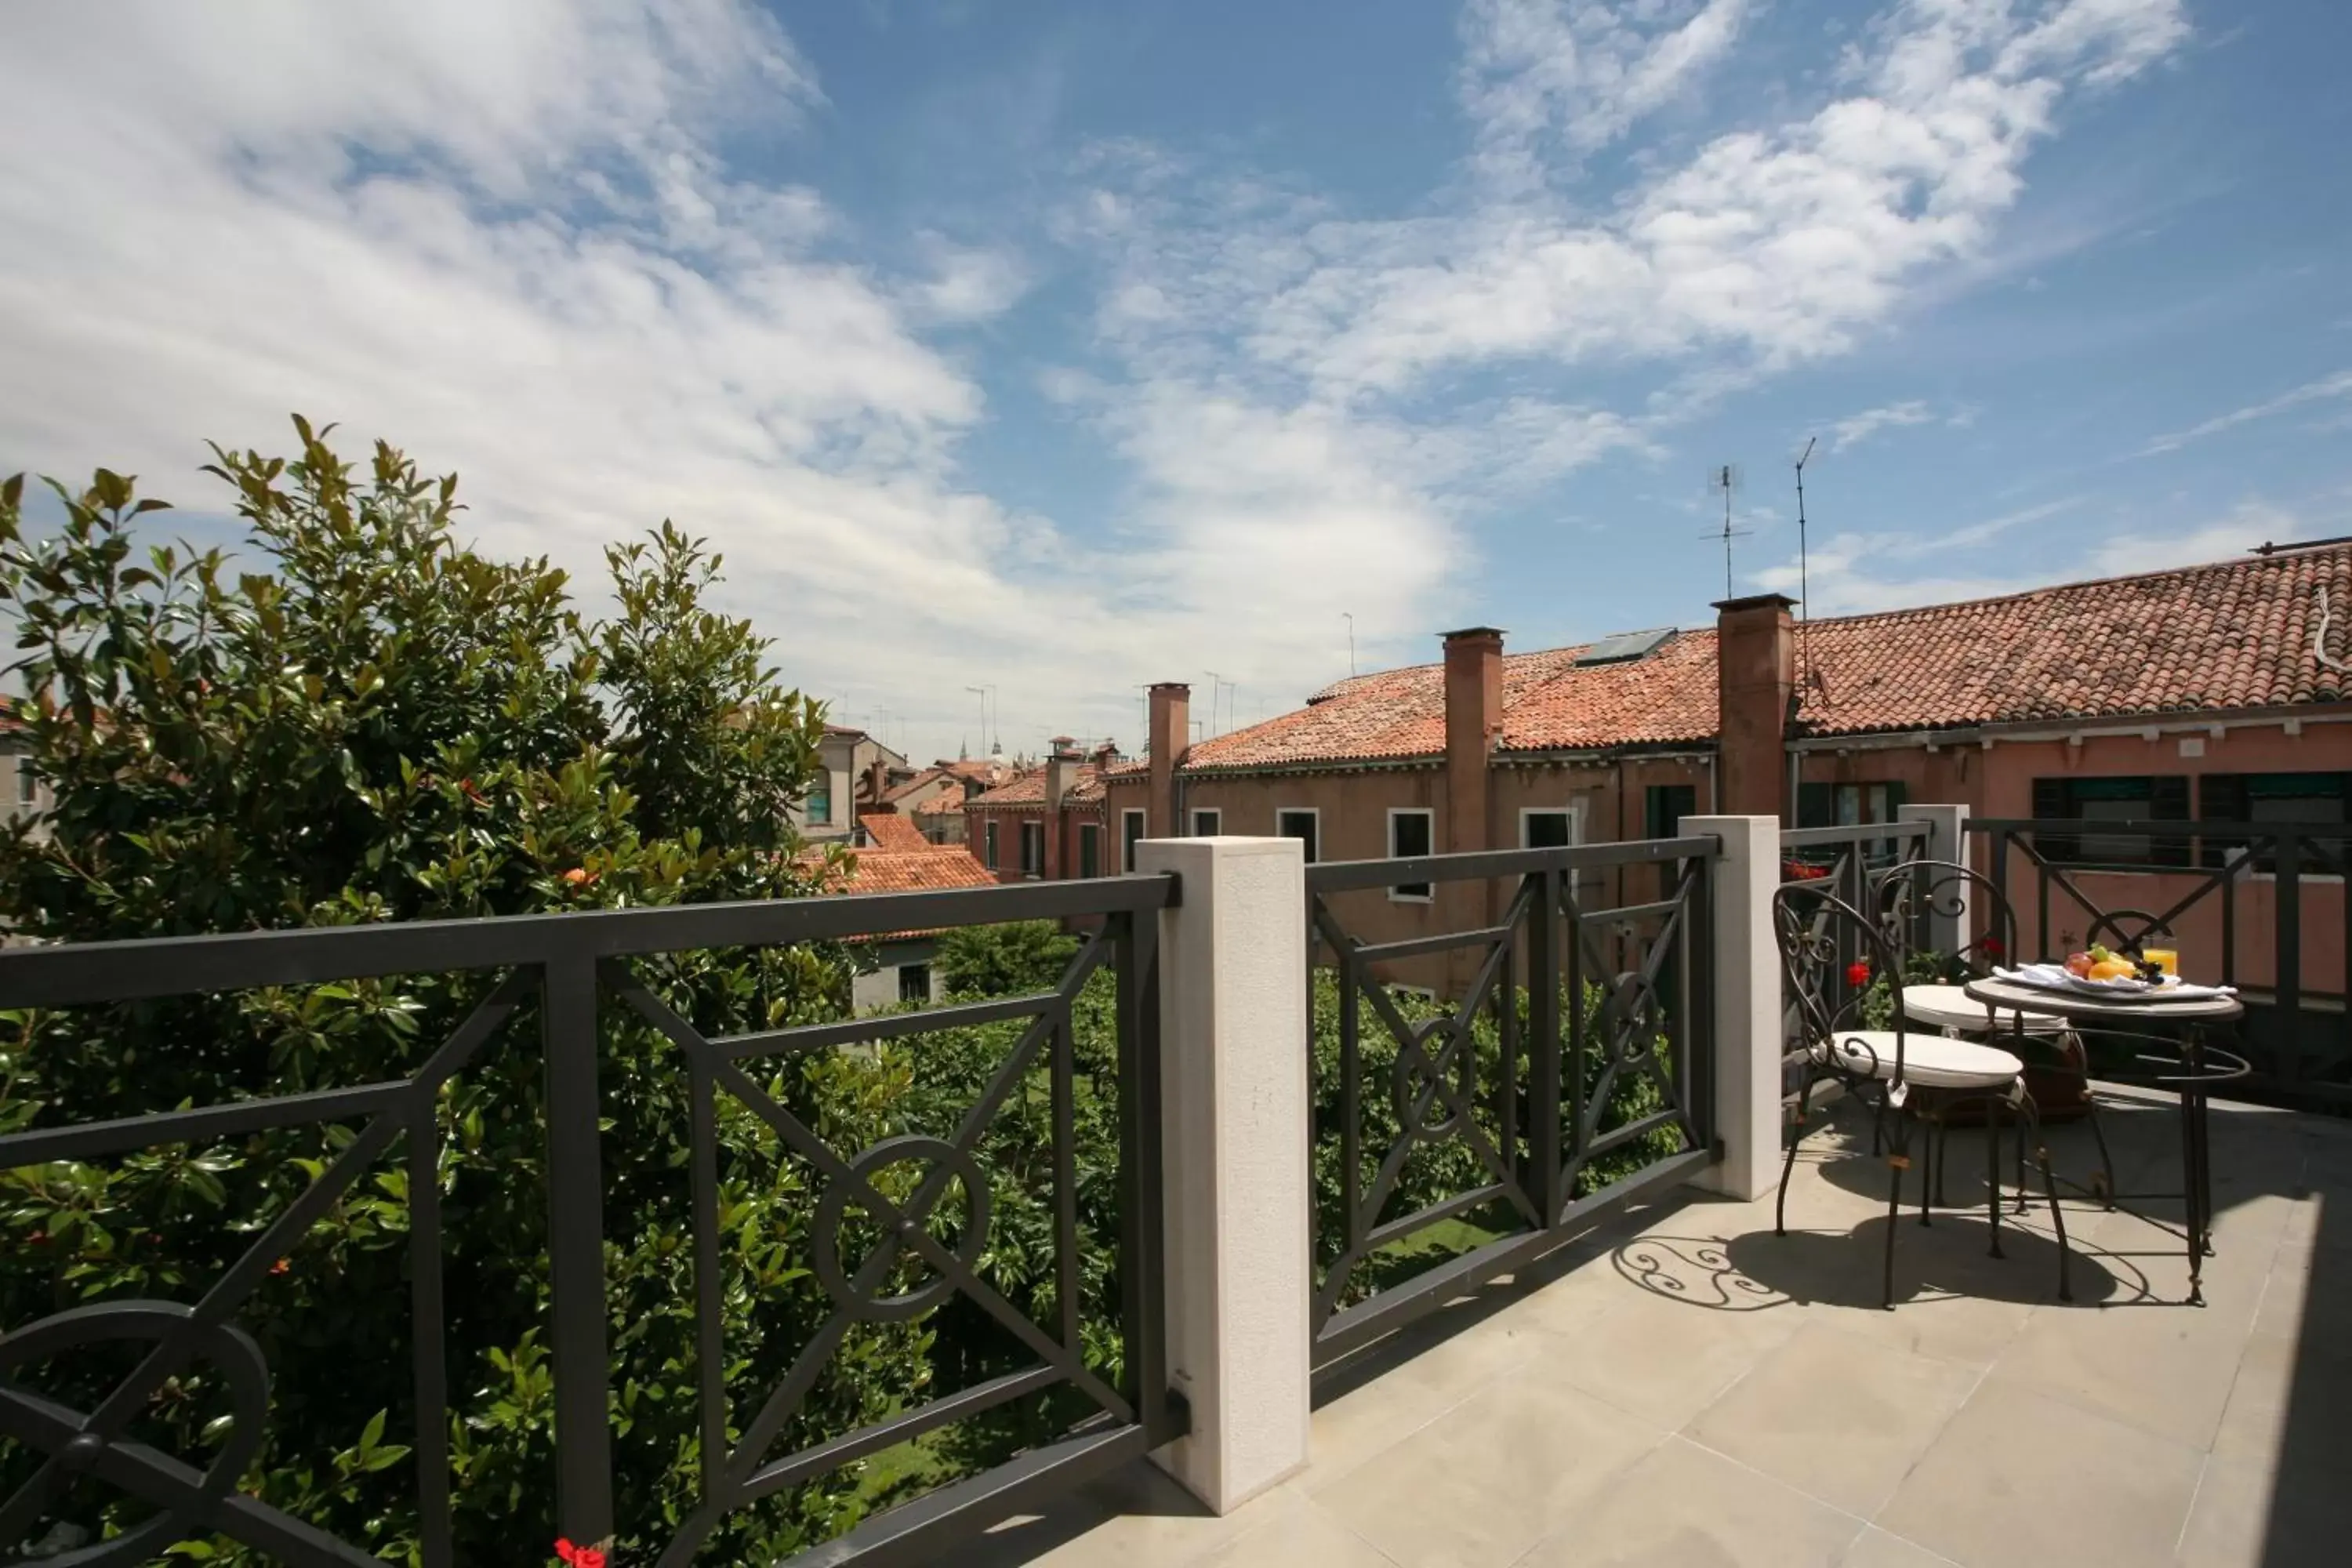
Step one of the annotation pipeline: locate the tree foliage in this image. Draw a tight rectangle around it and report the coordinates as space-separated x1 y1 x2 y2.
934 921 1081 999
0 424 929 1563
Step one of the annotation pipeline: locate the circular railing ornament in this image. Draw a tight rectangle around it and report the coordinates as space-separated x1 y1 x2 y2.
0 1301 271 1568
812 1135 990 1323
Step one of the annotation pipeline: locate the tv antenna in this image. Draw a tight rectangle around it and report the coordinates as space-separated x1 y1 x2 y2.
1794 437 1817 687
1702 464 1749 598
1342 612 1356 677
1204 670 1227 735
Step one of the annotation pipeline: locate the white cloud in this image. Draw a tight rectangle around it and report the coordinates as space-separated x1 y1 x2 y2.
0 1 2198 760
1828 399 1936 451
2141 369 2352 455
1213 0 2194 401
1458 0 1751 187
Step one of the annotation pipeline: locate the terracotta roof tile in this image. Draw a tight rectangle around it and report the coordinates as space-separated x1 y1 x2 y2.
965 763 1108 810
857 813 931 853
1180 544 2352 770
818 845 996 897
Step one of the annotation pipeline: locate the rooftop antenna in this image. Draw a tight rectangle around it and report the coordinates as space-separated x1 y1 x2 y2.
1204 670 1226 736
1343 612 1356 677
1794 436 1817 690
1702 464 1749 599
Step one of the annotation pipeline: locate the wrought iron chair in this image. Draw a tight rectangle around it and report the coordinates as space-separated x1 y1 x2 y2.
1773 876 2073 1307
1875 857 2117 1208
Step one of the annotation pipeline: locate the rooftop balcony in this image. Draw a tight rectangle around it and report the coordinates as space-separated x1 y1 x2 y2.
969 1087 2348 1568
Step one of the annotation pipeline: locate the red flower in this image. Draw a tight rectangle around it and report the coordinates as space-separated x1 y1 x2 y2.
270 1258 291 1276
1846 960 1871 988
556 1541 607 1568
1981 935 2004 960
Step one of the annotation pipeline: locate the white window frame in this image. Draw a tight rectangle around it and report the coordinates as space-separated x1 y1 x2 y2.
13 757 34 807
1078 822 1102 878
1122 808 1147 873
1019 819 1045 877
1386 807 1436 902
1276 806 1320 865
1518 802 1584 849
983 818 1000 869
1191 807 1221 837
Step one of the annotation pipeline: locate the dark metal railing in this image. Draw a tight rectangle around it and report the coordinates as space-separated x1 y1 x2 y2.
1304 836 1721 1364
1969 818 2350 1107
1775 822 1937 1072
0 874 1184 1566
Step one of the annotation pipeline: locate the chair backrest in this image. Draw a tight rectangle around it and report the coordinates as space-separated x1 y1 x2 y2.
1867 857 2020 978
1772 881 1907 1086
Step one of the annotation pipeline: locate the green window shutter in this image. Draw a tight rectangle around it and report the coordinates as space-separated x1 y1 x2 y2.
2198 774 2249 868
2150 775 2192 868
2030 777 2077 864
1796 782 1834 829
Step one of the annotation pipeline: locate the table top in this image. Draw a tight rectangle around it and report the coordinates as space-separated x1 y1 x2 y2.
1962 975 2245 1023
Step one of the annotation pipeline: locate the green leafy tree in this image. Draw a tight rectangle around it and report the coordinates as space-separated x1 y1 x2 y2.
935 920 1082 998
0 424 939 1563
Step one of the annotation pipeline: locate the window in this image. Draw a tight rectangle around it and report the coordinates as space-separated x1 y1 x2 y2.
1387 808 1433 900
898 964 931 1004
806 782 832 826
1644 784 1697 840
13 757 34 807
2031 775 2190 867
1276 808 1319 864
1122 809 1146 872
1020 820 1044 877
2200 772 2348 871
1795 781 1907 829
1520 807 1577 848
1192 808 1221 837
1079 822 1102 879
983 819 1000 869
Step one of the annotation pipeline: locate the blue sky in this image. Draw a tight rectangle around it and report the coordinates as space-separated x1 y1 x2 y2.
2 1 2347 763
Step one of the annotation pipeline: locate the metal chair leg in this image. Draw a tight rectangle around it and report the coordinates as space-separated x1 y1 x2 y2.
1882 1098 1907 1310
1919 1116 1935 1227
1987 1094 2005 1260
2020 1095 2071 1303
1775 1069 1817 1237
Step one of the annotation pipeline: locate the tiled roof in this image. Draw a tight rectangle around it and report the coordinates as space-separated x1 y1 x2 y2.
1795 546 2352 734
912 792 964 817
1178 544 2352 770
966 762 1110 811
966 768 1044 808
816 844 996 898
857 813 931 853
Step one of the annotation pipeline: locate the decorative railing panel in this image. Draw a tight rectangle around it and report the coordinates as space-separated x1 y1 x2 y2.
1304 837 1721 1363
1969 818 2350 1107
0 877 1181 1566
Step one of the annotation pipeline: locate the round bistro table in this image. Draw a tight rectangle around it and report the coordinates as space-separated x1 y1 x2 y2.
1963 975 2249 1305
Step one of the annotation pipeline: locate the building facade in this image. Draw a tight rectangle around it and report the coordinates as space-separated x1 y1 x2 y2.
1095 543 2352 998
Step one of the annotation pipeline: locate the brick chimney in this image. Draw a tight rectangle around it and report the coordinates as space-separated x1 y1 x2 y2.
1148 683 1190 840
1442 628 1505 855
1044 736 1080 879
1713 593 1797 821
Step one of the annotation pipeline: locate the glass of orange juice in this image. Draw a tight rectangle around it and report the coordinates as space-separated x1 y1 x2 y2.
2142 946 2180 977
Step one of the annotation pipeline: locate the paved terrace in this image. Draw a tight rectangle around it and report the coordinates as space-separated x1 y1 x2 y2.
971 1088 2349 1568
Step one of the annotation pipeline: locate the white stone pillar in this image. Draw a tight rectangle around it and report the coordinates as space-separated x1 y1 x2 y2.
1680 816 1781 1202
1135 835 1312 1513
1898 802 1972 958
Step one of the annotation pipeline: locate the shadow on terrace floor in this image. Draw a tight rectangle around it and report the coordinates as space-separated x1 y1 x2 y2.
964 1086 2349 1567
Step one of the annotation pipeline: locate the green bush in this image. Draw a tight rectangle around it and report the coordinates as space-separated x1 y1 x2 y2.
0 426 933 1563
935 921 1081 998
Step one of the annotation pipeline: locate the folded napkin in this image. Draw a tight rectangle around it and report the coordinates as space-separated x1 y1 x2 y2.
1994 964 2237 1002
